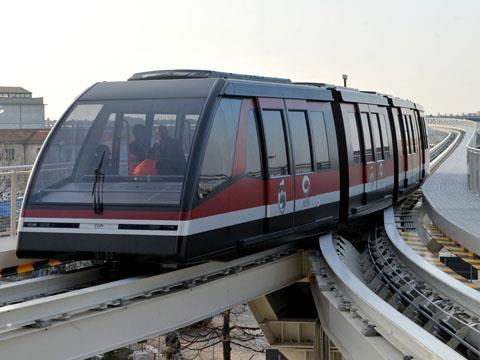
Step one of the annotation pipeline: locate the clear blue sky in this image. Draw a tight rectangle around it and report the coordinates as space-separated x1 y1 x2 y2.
1 0 478 119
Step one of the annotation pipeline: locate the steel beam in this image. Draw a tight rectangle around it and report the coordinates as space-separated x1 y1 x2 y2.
0 248 303 360
384 207 480 316
310 255 404 360
0 267 102 305
315 233 464 360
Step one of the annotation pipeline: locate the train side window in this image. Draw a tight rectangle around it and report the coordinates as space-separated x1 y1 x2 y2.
370 113 384 160
182 114 199 156
151 114 177 150
360 113 374 162
408 115 416 153
348 113 361 162
262 110 289 177
403 115 412 154
420 116 428 150
88 113 117 174
246 110 262 178
198 98 242 198
378 114 391 158
309 111 330 170
412 115 421 153
122 113 147 175
287 111 313 174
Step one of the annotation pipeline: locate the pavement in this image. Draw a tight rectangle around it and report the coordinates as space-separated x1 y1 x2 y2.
423 123 480 256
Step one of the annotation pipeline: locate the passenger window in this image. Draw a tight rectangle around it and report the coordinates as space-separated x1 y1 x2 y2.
419 116 428 150
309 111 330 170
412 116 421 153
370 113 383 160
198 98 242 198
378 114 391 158
246 111 262 178
122 113 147 175
182 114 199 156
408 116 416 153
287 111 313 174
348 113 361 162
262 110 289 177
360 113 374 162
91 113 116 174
151 114 177 151
403 115 412 154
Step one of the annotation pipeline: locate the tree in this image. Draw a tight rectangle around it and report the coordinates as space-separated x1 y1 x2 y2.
171 305 266 359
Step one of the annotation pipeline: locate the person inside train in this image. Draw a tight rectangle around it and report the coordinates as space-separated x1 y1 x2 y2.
154 125 186 175
132 144 162 176
128 123 149 174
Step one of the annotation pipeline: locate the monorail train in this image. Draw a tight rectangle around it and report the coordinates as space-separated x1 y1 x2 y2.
16 70 428 262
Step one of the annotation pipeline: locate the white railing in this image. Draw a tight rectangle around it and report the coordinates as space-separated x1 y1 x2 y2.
467 123 480 194
0 165 33 237
426 117 477 130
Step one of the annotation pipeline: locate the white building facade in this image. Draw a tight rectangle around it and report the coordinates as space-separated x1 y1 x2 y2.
0 87 45 129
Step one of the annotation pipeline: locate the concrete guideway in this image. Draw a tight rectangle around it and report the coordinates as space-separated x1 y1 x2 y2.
423 119 480 257
428 127 462 169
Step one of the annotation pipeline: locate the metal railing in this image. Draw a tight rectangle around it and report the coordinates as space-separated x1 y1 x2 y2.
467 123 480 194
0 165 33 237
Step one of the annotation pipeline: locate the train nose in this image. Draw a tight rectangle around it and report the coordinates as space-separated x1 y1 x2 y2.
17 218 181 259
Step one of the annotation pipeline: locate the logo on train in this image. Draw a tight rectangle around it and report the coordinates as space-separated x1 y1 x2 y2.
302 175 311 197
278 179 287 214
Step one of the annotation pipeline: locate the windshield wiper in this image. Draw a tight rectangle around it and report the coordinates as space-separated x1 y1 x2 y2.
91 151 106 214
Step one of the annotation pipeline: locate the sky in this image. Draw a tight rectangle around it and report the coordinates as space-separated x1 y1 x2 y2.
1 0 479 119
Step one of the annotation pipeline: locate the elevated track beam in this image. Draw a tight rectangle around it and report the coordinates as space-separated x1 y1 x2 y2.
0 246 304 360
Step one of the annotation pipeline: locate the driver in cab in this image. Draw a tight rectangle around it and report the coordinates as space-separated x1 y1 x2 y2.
131 144 161 176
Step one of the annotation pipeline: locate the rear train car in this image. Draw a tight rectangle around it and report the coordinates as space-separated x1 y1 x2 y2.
17 70 428 262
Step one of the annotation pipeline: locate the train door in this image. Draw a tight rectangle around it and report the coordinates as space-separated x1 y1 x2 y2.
358 105 377 202
399 109 412 187
417 111 430 177
340 104 363 214
376 109 394 195
257 98 294 232
368 109 384 198
389 107 406 199
408 113 420 184
400 109 420 187
412 112 424 181
284 100 340 226
284 100 314 226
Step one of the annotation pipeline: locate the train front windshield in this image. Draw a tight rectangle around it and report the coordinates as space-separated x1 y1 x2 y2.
29 98 205 206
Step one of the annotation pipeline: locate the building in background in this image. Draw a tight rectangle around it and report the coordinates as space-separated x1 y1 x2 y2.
0 129 49 166
0 87 45 129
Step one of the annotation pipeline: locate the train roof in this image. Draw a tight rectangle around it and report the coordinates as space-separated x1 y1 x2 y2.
129 69 333 101
79 69 421 110
222 79 333 101
80 78 219 101
129 69 292 84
